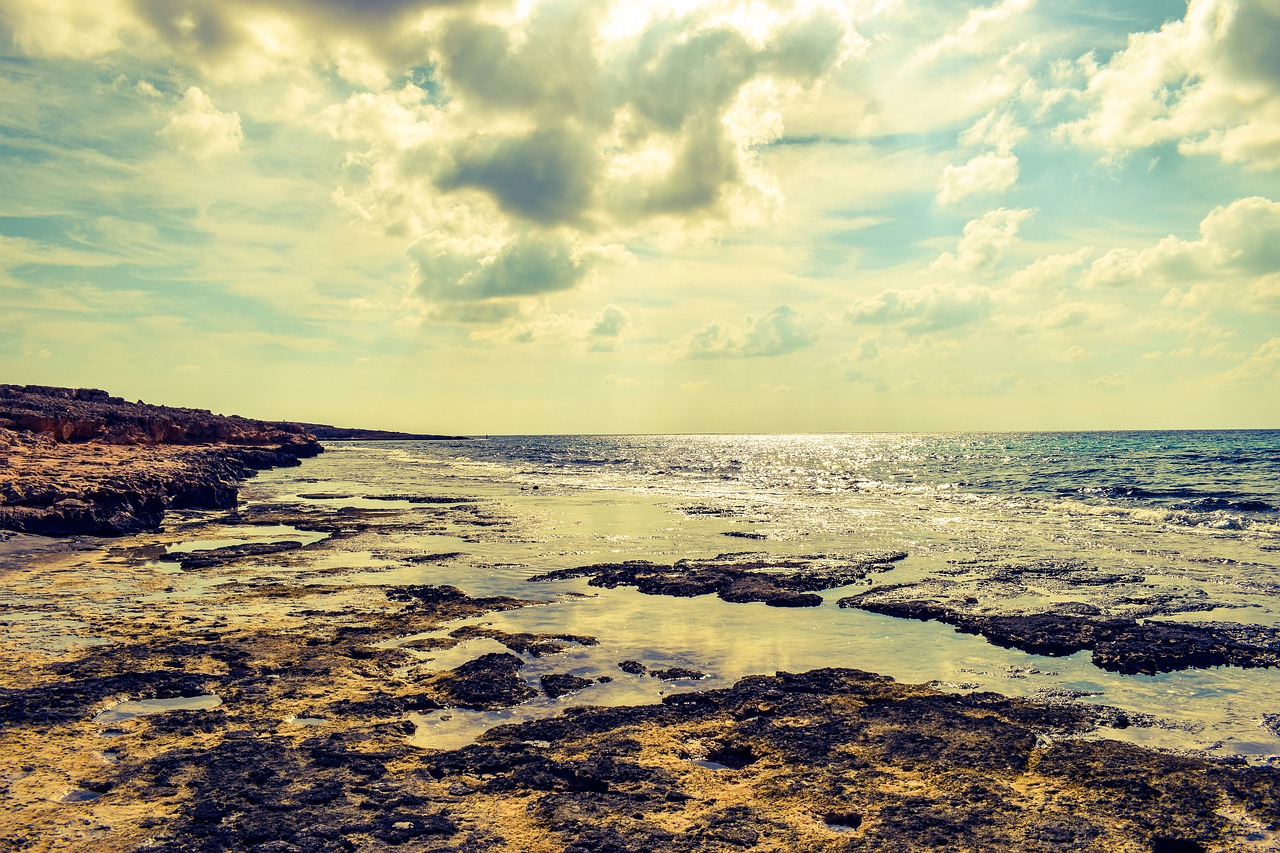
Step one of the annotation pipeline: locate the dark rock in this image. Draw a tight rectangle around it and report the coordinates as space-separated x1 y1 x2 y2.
541 673 596 699
839 595 1280 674
430 653 537 710
450 625 598 657
650 668 706 681
159 541 304 570
530 551 906 608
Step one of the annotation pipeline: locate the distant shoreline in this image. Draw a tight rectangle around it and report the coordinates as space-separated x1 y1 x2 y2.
297 423 471 441
0 384 467 537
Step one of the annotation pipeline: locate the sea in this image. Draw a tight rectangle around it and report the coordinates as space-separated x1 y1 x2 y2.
242 431 1280 760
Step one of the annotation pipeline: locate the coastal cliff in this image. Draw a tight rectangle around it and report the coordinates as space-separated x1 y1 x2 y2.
0 385 322 536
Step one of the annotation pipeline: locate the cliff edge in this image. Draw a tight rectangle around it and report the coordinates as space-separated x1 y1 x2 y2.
0 385 322 536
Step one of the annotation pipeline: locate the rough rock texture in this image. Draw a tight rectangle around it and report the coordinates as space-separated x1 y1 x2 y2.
0 385 322 536
840 593 1280 674
4 493 1278 852
0 385 319 449
83 669 1277 853
529 551 908 608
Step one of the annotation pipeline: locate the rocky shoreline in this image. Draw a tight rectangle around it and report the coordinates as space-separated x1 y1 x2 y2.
0 385 322 536
4 389 1279 851
3 519 1277 852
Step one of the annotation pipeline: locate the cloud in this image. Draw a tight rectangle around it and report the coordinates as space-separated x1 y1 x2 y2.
1062 0 1280 168
590 304 631 339
408 233 591 302
159 87 243 160
1007 247 1093 289
933 207 1035 271
1087 372 1130 391
913 0 1037 65
1081 196 1280 288
682 305 818 359
1032 301 1118 330
1215 337 1280 382
390 4 853 310
439 126 601 228
959 109 1027 154
3 0 859 322
1 0 135 58
470 304 632 350
937 152 1019 204
846 283 992 331
2 0 446 84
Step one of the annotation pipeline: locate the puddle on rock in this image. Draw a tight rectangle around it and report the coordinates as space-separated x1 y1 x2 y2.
93 694 222 725
164 525 327 555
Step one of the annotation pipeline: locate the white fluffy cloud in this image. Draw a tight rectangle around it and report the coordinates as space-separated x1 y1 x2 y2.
933 207 1035 271
913 0 1036 65
1215 337 1280 383
1007 247 1093 289
3 0 858 316
1082 196 1280 289
407 233 593 302
158 87 243 160
846 283 993 331
1063 0 1280 168
681 305 818 358
320 2 860 310
470 304 633 350
937 152 1019 204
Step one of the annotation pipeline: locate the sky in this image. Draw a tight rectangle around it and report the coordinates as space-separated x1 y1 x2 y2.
1 0 1278 434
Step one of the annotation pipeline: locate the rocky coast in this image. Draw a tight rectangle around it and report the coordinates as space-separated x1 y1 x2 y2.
0 385 322 536
2 391 1279 852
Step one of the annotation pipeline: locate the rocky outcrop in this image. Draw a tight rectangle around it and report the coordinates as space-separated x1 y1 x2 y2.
839 594 1280 674
0 385 322 536
0 385 319 451
529 551 908 608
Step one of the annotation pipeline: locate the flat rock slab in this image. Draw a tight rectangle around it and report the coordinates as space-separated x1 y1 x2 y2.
158 541 305 570
840 594 1280 674
530 552 907 608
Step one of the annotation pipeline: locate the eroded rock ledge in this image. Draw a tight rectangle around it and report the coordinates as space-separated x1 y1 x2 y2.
0 384 322 536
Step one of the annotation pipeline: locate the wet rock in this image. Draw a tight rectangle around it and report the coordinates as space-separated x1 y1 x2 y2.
364 494 476 504
428 653 538 710
385 584 538 617
158 541 304 570
449 625 598 657
411 668 1280 852
0 671 212 728
650 668 707 681
541 674 596 699
530 551 906 608
839 595 1280 674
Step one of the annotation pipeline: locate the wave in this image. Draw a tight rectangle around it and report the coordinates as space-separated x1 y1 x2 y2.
1060 485 1276 513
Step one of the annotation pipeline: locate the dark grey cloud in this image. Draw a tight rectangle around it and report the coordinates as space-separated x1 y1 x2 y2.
418 3 855 229
439 126 601 226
